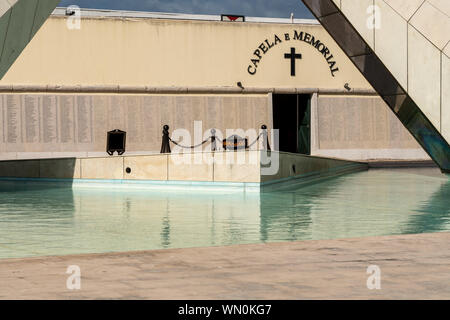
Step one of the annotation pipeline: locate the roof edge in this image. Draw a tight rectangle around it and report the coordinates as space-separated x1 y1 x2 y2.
51 7 319 25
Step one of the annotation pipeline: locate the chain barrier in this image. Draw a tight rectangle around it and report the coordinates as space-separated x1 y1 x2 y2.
161 125 270 154
169 136 213 149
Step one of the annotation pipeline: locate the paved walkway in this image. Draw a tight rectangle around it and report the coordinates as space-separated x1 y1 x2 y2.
0 232 449 299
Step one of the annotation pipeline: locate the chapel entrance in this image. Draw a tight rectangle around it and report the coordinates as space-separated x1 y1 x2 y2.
272 94 311 155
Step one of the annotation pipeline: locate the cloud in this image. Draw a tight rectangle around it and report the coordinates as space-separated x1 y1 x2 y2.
58 0 314 19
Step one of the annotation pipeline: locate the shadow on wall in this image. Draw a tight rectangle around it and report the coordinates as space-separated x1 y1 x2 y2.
0 158 78 190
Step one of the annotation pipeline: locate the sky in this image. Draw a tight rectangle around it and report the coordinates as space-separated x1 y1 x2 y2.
58 0 314 19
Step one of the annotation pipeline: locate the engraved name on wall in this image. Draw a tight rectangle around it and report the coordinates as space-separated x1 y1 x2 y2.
0 94 95 153
0 94 269 156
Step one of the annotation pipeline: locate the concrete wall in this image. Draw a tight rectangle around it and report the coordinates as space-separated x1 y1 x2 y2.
0 151 366 189
0 93 270 160
0 13 371 91
261 151 367 187
311 93 430 160
0 90 429 161
0 152 263 183
0 10 434 162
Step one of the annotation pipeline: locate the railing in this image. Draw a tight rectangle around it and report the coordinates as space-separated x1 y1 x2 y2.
160 125 271 154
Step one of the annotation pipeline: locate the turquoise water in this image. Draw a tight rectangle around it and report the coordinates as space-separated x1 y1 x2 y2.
0 168 449 259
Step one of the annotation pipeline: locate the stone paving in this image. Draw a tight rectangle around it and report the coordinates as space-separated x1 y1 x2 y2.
0 232 449 299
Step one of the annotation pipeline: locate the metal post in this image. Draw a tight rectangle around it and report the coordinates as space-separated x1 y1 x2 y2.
211 128 217 152
160 125 171 154
261 124 271 151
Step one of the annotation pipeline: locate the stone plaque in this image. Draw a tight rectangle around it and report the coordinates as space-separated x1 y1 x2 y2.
76 96 93 144
42 95 58 143
23 95 40 143
6 95 22 144
59 95 75 143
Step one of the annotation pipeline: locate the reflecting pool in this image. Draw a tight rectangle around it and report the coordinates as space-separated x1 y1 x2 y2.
0 168 449 259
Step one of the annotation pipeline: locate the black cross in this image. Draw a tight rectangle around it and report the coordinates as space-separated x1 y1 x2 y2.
284 47 302 77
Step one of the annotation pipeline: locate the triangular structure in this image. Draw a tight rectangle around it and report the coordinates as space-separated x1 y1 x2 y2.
302 0 450 172
0 0 60 78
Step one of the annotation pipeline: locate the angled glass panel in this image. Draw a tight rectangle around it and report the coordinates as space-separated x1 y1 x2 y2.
319 13 371 57
381 94 450 170
301 0 450 172
302 0 339 18
303 0 370 57
31 0 60 37
0 0 59 79
381 94 408 114
0 8 11 61
0 0 37 76
352 53 404 96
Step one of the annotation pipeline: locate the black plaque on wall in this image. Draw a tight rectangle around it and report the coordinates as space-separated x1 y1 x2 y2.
107 129 126 155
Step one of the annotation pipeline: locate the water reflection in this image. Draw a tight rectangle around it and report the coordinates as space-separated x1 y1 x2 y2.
404 179 450 234
0 168 448 259
161 202 171 248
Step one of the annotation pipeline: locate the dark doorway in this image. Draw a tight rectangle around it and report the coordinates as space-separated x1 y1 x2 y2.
272 94 311 154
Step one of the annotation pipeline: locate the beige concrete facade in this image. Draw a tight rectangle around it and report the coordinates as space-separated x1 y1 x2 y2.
261 151 367 186
1 13 370 90
0 151 367 187
124 156 168 180
0 93 271 160
0 91 428 161
313 94 430 160
0 9 431 162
